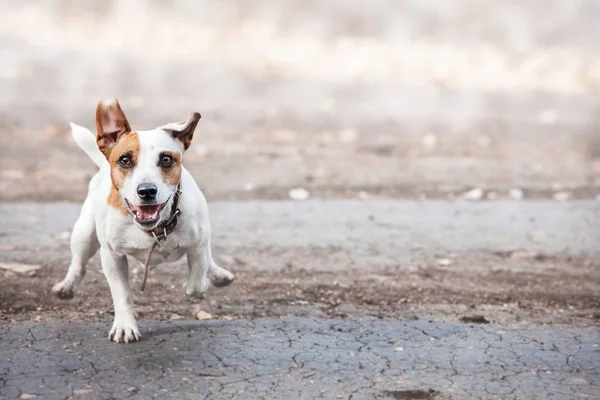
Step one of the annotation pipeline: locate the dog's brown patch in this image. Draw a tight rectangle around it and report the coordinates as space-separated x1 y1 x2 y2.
106 132 140 214
96 99 131 158
107 186 127 215
160 151 182 186
163 112 201 151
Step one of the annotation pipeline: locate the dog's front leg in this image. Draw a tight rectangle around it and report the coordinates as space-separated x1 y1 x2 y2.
100 248 140 343
185 245 211 298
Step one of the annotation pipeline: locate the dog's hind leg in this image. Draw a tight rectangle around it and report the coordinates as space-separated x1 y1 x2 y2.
52 198 99 299
208 259 234 288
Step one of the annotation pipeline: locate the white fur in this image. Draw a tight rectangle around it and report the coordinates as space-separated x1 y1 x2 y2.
70 123 106 168
53 123 234 343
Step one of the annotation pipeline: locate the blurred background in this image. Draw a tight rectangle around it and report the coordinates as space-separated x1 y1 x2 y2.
0 0 599 202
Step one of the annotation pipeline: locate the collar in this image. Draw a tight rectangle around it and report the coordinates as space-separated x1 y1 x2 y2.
139 182 182 292
142 182 182 244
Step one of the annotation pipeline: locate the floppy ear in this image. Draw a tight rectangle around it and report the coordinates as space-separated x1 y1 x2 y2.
160 112 201 151
95 99 131 157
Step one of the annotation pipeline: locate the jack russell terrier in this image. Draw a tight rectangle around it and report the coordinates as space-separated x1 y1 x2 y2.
52 99 234 343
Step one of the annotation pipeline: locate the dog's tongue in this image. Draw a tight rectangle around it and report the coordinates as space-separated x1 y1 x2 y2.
130 204 161 222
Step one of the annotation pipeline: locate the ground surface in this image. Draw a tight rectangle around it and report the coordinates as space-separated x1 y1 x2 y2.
1 201 599 327
1 201 599 399
2 318 599 400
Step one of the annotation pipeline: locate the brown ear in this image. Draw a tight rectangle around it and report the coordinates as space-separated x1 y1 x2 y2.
96 99 131 157
160 112 201 151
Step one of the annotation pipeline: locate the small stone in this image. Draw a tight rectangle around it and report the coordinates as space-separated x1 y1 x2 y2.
565 378 588 385
553 191 570 202
509 188 524 200
460 315 490 324
0 263 41 275
462 188 483 201
32 315 42 322
57 231 71 241
128 386 138 393
170 314 185 320
196 311 214 320
509 250 538 260
289 188 310 201
437 258 452 267
20 395 37 399
243 182 255 191
394 346 405 352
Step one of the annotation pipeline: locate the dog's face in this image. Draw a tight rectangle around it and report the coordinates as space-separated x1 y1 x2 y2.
96 99 200 229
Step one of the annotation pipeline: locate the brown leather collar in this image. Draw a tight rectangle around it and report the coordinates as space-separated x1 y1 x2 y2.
140 182 182 292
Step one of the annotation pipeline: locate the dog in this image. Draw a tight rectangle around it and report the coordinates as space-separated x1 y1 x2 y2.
52 99 234 343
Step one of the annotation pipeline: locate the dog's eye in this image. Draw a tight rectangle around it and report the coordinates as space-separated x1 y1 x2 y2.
159 155 174 167
118 156 132 168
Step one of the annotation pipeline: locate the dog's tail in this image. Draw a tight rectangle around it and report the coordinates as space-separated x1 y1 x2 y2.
70 123 105 168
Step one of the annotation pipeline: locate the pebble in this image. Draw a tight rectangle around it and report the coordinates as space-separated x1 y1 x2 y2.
509 251 538 260
289 188 310 201
509 188 524 200
357 191 369 200
437 258 452 267
57 231 70 241
196 311 214 320
553 191 570 202
462 188 483 201
0 262 41 275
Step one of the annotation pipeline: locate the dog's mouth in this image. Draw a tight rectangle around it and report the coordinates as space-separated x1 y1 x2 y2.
125 199 169 226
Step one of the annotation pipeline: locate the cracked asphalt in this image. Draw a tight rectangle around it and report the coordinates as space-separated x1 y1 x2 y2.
1 201 599 399
1 318 599 399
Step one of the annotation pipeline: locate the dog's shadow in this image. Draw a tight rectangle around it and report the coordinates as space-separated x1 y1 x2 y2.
109 320 242 374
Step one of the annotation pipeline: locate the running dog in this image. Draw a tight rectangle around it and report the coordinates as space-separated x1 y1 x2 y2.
52 99 234 343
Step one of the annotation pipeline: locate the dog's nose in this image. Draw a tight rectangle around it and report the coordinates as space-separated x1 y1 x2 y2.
137 183 158 200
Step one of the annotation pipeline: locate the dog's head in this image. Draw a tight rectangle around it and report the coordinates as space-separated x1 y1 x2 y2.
96 99 200 230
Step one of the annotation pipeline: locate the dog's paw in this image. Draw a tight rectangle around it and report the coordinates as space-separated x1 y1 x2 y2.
185 277 210 298
109 316 141 344
52 280 75 300
209 267 235 288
